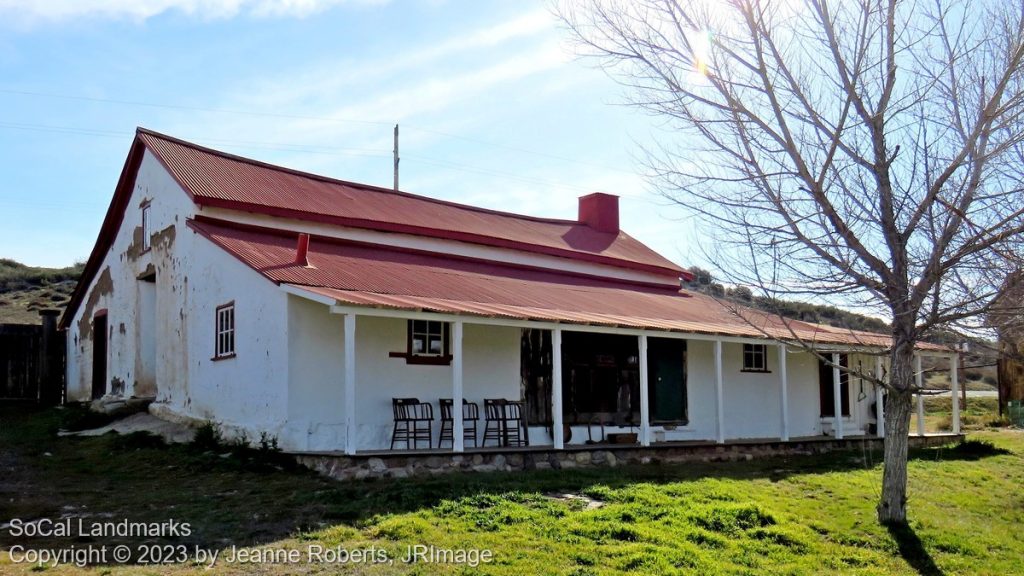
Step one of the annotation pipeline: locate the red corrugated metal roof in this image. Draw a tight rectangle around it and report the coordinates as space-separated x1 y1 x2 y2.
138 128 685 277
190 217 941 350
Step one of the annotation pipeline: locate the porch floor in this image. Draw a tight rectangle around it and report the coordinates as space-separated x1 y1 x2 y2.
294 432 963 458
293 432 963 481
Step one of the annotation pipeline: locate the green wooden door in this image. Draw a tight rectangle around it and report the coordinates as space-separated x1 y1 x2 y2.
648 338 687 422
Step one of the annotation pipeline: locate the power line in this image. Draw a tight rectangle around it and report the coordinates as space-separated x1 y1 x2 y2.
0 119 647 197
0 120 392 157
0 88 390 127
0 87 642 176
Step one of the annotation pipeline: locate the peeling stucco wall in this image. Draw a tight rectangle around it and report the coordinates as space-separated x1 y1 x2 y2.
66 150 193 402
67 148 291 445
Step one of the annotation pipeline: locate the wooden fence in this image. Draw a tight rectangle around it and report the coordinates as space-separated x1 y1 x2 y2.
0 311 64 404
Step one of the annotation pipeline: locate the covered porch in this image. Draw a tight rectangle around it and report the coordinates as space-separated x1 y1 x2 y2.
281 285 962 456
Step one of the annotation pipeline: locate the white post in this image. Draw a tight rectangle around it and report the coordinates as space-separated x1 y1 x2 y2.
343 313 357 456
552 328 564 450
778 344 789 442
639 334 650 446
452 320 464 453
951 354 961 434
915 355 925 437
832 352 844 439
714 339 725 444
875 355 885 438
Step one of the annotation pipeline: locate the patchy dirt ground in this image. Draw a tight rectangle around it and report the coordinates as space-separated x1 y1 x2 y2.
59 412 195 444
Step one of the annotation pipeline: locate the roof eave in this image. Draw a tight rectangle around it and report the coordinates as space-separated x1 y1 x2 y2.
59 134 148 331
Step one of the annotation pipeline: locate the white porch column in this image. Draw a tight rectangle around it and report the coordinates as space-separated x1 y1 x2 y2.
915 355 925 437
452 320 464 453
552 328 564 450
714 339 725 444
639 335 650 447
832 352 844 439
343 313 357 456
951 354 961 434
875 356 885 438
778 344 789 442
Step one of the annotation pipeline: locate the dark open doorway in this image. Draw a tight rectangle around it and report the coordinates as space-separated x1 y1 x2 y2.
91 312 108 400
563 332 639 425
819 354 850 417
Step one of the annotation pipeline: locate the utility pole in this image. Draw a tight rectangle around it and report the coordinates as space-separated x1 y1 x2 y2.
960 341 969 415
393 124 399 192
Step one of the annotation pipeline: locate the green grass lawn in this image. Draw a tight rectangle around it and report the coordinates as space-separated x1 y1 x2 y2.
1 405 1022 575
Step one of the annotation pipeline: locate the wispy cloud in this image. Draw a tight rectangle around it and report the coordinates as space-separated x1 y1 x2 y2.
227 8 557 110
0 0 385 23
160 9 575 171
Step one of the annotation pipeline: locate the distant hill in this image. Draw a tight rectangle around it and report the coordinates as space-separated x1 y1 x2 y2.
683 266 890 333
0 259 83 324
683 267 998 390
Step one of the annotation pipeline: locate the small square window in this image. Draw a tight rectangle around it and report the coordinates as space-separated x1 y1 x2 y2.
742 344 767 371
141 204 152 251
409 320 446 357
215 303 235 359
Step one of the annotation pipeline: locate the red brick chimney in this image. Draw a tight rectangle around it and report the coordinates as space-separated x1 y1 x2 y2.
294 233 310 266
578 192 619 233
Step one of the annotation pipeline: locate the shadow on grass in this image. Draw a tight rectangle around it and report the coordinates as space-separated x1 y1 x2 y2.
0 404 1010 558
886 522 945 576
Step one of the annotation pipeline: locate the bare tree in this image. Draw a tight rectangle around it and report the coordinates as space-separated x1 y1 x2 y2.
559 0 1024 524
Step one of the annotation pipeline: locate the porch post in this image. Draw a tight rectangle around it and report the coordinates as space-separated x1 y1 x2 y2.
915 355 925 437
714 339 725 444
343 313 357 456
875 356 885 438
639 334 650 447
452 320 464 453
552 328 564 450
832 352 844 439
951 354 961 434
778 344 789 442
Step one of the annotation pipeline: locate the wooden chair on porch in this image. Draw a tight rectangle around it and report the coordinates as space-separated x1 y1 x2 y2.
390 398 434 450
483 399 529 447
438 398 480 449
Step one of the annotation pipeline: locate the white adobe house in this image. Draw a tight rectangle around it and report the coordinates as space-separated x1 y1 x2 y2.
61 128 961 455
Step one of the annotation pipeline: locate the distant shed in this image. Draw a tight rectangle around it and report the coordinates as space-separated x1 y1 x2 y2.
992 272 1024 414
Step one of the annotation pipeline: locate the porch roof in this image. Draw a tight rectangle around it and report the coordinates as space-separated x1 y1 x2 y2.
189 216 947 351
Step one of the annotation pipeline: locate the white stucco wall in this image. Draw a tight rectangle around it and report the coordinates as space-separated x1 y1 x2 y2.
273 309 885 451
285 295 346 450
280 304 523 451
166 230 290 438
356 318 521 451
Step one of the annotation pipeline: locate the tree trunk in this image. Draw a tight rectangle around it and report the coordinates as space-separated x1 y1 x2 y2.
878 342 916 524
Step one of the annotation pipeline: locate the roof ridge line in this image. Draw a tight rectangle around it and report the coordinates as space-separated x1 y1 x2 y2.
135 126 589 227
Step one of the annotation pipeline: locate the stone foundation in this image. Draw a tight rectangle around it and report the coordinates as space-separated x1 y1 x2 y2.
293 434 962 481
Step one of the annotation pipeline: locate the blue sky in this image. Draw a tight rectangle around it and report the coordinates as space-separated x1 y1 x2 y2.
0 0 699 269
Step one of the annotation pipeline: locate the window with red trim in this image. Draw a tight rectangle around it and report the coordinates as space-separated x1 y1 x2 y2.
410 320 446 357
388 320 451 365
215 302 235 359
